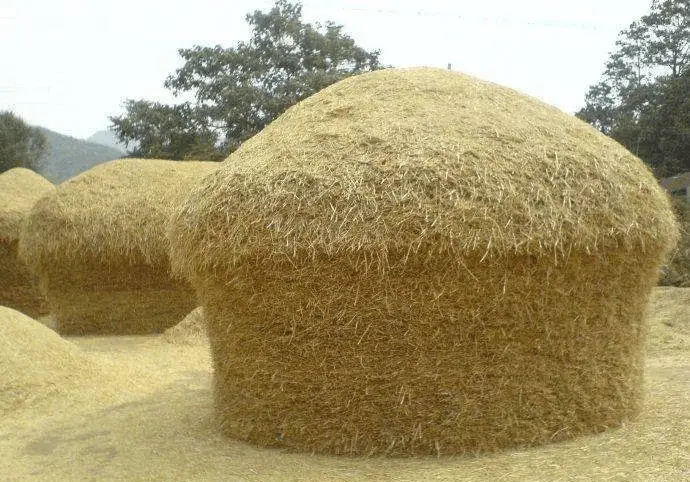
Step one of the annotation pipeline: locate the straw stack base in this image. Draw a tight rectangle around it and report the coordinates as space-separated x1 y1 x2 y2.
196 249 661 457
43 263 197 335
0 242 48 318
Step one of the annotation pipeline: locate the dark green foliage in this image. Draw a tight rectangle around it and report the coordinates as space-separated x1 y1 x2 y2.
110 0 382 161
110 101 223 161
0 111 47 173
577 0 689 177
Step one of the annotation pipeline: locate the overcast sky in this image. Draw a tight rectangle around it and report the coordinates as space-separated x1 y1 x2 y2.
0 0 654 139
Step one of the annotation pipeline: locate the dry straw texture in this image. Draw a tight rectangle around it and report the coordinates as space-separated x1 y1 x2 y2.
19 159 218 335
0 306 92 416
168 68 679 456
1 287 688 481
163 306 208 345
0 168 54 317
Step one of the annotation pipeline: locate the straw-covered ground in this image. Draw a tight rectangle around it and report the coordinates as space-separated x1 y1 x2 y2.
1 286 687 481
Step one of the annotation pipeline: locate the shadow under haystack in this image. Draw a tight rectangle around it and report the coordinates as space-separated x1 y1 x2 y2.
19 159 218 335
0 168 54 317
168 68 678 456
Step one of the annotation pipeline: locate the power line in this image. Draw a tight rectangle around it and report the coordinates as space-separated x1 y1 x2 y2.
304 4 616 32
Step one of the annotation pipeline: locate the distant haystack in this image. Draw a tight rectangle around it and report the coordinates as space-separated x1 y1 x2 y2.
0 168 54 317
647 287 690 353
659 197 690 286
163 307 207 345
19 159 218 335
0 306 91 415
169 68 678 456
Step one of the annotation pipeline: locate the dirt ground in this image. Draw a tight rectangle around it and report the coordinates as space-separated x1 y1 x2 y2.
1 287 688 482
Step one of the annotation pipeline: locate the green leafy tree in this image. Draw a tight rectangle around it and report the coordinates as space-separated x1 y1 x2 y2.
110 0 382 160
111 100 224 161
0 111 47 173
577 0 689 177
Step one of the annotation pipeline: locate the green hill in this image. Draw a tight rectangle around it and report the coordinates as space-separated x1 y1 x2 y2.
37 128 125 183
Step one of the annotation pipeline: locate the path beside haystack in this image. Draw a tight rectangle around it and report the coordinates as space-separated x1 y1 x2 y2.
0 287 688 481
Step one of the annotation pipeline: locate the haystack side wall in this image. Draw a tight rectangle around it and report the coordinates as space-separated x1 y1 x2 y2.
0 241 48 317
40 263 197 335
193 249 661 456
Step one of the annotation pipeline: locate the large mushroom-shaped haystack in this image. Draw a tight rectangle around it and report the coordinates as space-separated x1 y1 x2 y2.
169 68 678 456
0 168 54 317
19 159 218 335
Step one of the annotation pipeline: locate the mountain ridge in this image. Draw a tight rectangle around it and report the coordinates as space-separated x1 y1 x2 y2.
86 130 129 152
37 128 125 183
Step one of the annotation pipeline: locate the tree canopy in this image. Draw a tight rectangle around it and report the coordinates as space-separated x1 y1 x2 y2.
0 111 47 173
577 0 689 177
110 0 382 160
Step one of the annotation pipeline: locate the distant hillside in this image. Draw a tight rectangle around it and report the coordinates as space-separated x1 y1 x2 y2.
37 128 125 183
86 130 129 152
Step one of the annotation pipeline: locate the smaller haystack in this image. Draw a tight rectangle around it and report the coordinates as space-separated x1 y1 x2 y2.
163 307 208 345
0 168 54 317
647 287 690 353
0 306 91 415
19 159 218 335
659 197 690 286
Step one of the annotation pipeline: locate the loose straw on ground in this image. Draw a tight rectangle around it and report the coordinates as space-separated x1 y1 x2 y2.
0 306 92 416
163 307 208 345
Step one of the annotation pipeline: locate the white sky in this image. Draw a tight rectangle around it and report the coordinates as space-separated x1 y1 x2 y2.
0 0 654 139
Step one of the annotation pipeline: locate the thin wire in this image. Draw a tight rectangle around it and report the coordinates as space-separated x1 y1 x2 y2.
303 4 617 32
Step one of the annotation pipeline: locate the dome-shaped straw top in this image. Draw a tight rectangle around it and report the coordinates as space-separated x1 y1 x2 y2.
0 168 54 243
170 68 678 273
21 159 218 271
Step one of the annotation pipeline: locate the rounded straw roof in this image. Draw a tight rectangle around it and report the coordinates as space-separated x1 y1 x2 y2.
170 67 678 273
20 159 218 270
0 168 54 242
